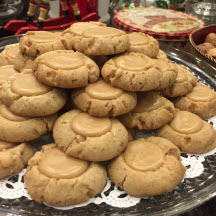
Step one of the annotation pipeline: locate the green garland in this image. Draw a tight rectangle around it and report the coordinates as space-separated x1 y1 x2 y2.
155 0 186 11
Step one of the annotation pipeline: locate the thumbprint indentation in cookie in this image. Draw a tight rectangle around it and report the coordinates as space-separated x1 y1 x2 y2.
71 113 112 137
0 105 29 122
169 111 204 134
69 22 106 35
133 92 163 113
83 27 122 38
39 148 89 179
85 79 123 100
42 52 85 70
123 139 165 172
115 55 149 71
11 73 51 96
186 85 215 102
28 31 59 43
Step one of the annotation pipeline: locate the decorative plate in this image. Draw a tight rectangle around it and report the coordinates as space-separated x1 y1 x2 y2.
113 7 205 41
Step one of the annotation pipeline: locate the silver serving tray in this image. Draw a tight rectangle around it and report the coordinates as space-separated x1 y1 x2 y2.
0 35 216 216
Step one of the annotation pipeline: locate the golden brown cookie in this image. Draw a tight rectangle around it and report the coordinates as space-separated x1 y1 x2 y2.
155 49 167 59
162 65 197 98
14 51 35 72
108 137 186 196
197 43 215 53
207 48 216 58
102 52 162 91
63 23 129 55
62 21 106 50
174 83 216 119
53 109 128 162
205 33 216 46
33 50 99 88
0 104 57 142
0 71 67 117
0 65 18 88
157 110 216 154
128 32 159 58
71 79 137 117
24 144 107 206
19 31 65 57
119 91 175 130
0 44 20 66
0 141 34 179
153 58 177 90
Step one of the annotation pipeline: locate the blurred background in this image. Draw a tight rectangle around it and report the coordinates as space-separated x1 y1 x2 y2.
0 1 215 40
0 0 215 27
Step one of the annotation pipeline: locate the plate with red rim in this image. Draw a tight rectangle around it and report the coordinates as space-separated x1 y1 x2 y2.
113 7 205 41
189 25 216 64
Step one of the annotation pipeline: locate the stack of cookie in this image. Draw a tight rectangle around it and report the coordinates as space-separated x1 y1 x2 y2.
24 23 132 206
0 31 68 181
0 21 215 207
